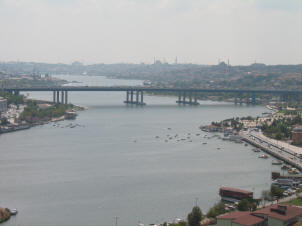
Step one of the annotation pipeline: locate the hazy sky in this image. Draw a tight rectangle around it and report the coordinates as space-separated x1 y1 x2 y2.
0 0 301 65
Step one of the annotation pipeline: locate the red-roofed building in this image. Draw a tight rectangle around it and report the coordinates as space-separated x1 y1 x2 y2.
253 204 302 226
217 211 265 226
217 204 302 226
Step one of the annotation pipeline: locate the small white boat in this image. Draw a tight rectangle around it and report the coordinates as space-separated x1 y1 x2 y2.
258 154 268 159
10 208 18 215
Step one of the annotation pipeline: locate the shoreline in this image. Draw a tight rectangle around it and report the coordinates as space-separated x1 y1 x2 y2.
0 98 84 135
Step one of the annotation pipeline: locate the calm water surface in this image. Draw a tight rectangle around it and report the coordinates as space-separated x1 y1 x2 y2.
1 75 276 226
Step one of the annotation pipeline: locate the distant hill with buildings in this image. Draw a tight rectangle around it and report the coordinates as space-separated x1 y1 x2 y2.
1 61 302 90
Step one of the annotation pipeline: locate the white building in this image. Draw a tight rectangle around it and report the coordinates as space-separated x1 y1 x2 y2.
0 97 7 112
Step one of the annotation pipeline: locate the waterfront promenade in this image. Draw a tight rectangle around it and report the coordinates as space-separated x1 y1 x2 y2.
240 131 302 171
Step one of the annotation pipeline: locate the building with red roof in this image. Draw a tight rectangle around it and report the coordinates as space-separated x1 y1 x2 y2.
217 204 302 226
217 211 265 226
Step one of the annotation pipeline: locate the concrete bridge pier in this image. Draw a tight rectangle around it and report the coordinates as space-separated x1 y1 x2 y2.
176 92 199 105
56 91 60 103
234 95 238 105
53 91 56 103
13 90 20 95
140 91 144 104
246 96 251 105
124 90 145 105
194 93 198 104
65 91 68 104
53 90 68 104
61 91 64 104
239 93 243 105
252 93 256 105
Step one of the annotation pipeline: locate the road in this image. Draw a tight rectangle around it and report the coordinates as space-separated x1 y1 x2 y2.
240 130 302 170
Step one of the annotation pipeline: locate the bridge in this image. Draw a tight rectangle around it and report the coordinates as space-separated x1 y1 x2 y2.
3 86 302 105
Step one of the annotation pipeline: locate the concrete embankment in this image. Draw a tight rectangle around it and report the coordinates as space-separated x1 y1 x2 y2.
240 133 302 171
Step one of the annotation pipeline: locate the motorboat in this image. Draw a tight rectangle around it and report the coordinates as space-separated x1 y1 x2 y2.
258 154 268 159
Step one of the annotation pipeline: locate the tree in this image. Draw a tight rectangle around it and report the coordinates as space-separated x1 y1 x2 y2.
206 202 225 218
187 206 203 226
271 185 284 199
237 199 249 211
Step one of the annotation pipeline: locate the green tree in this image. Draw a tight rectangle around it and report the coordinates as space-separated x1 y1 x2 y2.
237 199 249 211
187 206 203 226
206 202 225 218
271 185 284 199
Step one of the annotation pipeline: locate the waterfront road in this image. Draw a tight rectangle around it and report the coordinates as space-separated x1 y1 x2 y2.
240 131 302 170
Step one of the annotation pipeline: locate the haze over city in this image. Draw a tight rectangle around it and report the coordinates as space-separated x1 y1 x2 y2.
1 0 301 65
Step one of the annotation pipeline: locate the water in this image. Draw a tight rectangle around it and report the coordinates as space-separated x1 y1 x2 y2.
1 75 276 226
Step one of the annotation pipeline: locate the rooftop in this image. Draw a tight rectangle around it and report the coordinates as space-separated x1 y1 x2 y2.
218 211 264 226
217 211 249 220
253 204 302 222
233 213 265 226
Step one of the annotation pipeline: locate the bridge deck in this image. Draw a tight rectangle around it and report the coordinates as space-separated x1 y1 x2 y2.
3 86 302 94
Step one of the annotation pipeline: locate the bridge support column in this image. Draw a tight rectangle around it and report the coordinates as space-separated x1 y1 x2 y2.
56 91 60 104
140 91 144 104
234 95 238 105
53 91 56 103
246 95 250 105
189 93 192 104
136 91 139 104
126 91 129 103
176 92 199 105
252 93 256 105
13 90 20 95
131 91 134 103
239 93 243 105
65 91 68 104
124 90 145 105
61 91 64 104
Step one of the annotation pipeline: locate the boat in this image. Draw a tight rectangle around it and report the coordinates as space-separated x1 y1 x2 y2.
281 164 290 170
10 209 18 215
272 160 283 165
244 143 248 146
202 142 207 145
252 148 260 153
258 154 269 159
